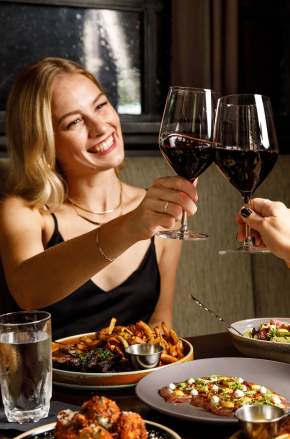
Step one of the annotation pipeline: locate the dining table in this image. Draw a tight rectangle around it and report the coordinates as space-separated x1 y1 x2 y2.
1 332 244 439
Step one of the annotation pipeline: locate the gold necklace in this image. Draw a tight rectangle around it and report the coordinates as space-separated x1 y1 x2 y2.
72 206 123 226
72 210 102 225
68 180 123 215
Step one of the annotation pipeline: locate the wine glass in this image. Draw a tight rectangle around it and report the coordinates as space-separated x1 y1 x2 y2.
157 86 220 240
213 93 279 254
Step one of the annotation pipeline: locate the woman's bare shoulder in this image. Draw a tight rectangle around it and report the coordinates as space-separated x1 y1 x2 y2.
1 195 38 211
0 195 43 225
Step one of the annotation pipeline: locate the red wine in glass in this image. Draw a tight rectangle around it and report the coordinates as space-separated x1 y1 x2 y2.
215 148 278 203
159 133 214 182
157 86 220 240
213 93 279 253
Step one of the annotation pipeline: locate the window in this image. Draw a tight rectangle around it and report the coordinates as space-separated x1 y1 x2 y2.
0 0 170 152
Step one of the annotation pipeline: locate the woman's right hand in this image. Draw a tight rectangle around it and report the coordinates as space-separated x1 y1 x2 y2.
237 197 290 264
129 176 198 240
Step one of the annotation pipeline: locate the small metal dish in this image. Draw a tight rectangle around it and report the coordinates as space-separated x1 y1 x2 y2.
235 404 287 439
125 343 163 370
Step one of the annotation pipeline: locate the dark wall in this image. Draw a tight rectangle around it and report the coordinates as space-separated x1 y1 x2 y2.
170 0 290 153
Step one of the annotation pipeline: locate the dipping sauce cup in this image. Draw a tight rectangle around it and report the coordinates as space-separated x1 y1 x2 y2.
235 404 287 439
125 343 163 370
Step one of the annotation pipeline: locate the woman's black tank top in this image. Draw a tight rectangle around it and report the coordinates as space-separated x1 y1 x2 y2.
0 214 160 339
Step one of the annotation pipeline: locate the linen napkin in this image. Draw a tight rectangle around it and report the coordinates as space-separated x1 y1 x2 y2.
0 400 79 434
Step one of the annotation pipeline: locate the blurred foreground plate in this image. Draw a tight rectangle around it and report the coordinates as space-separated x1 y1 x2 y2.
14 420 182 439
228 317 290 363
53 334 193 389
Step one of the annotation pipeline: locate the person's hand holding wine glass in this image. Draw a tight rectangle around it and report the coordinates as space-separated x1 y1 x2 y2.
158 86 220 240
213 93 279 254
237 198 290 264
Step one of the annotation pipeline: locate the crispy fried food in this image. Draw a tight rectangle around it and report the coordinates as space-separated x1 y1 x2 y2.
116 411 147 439
80 396 120 429
161 321 170 337
55 396 147 439
52 317 186 371
169 328 179 345
108 335 129 349
135 321 155 343
55 411 113 439
78 426 113 439
176 339 184 357
108 317 117 335
160 353 178 364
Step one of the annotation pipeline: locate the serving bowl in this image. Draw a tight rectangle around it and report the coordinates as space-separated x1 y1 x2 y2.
228 317 290 364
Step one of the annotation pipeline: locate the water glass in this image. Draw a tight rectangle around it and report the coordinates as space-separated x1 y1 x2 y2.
0 310 52 423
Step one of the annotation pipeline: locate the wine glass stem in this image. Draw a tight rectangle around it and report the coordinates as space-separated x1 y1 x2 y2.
180 210 188 233
243 198 253 248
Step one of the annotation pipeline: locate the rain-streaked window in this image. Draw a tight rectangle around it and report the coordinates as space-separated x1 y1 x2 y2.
0 4 141 114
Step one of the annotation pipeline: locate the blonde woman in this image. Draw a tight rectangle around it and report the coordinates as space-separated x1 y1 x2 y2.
0 57 198 338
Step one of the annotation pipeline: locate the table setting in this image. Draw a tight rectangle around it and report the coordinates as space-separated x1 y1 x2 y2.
1 88 290 439
1 326 290 439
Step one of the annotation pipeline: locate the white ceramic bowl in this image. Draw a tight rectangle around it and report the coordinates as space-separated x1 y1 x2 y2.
228 317 290 364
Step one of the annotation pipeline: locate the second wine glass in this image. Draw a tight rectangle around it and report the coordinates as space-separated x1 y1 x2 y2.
213 93 279 253
158 86 220 240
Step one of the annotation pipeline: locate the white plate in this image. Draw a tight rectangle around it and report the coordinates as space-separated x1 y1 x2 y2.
14 420 182 439
135 357 290 424
229 317 290 363
52 334 193 389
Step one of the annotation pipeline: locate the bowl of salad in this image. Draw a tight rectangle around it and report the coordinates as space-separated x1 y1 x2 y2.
228 317 290 363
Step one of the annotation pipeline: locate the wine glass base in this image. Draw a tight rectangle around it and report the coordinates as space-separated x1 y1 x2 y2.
156 229 208 240
219 245 270 255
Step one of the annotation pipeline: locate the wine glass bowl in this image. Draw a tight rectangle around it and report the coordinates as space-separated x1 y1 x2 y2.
158 86 220 240
213 94 279 253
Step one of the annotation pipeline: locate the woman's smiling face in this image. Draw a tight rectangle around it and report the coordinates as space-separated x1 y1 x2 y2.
51 72 124 177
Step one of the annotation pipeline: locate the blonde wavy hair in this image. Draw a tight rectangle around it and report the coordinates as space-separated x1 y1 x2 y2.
5 57 104 210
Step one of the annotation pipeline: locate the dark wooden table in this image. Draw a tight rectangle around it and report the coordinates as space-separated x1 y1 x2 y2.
2 332 242 439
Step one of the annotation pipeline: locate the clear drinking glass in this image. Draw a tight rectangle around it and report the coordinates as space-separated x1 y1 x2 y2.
213 94 279 254
0 310 52 423
158 86 220 240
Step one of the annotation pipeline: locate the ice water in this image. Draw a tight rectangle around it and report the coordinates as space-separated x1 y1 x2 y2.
0 330 52 423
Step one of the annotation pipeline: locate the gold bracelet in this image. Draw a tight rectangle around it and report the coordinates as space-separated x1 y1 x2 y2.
95 228 115 263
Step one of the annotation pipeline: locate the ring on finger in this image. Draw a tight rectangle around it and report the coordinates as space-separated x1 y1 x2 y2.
163 201 169 214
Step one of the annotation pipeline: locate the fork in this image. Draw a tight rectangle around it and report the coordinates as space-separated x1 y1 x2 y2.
190 294 244 337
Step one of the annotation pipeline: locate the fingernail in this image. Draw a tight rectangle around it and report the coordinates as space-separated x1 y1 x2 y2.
241 207 252 218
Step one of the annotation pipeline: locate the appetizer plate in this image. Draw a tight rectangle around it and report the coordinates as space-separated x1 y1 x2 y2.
228 317 290 364
136 357 290 424
53 336 193 389
14 420 182 439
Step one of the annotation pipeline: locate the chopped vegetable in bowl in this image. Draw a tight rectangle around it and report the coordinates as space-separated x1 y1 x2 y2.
243 319 290 343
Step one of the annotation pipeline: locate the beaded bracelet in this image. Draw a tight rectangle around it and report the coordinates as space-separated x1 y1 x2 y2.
95 228 115 263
